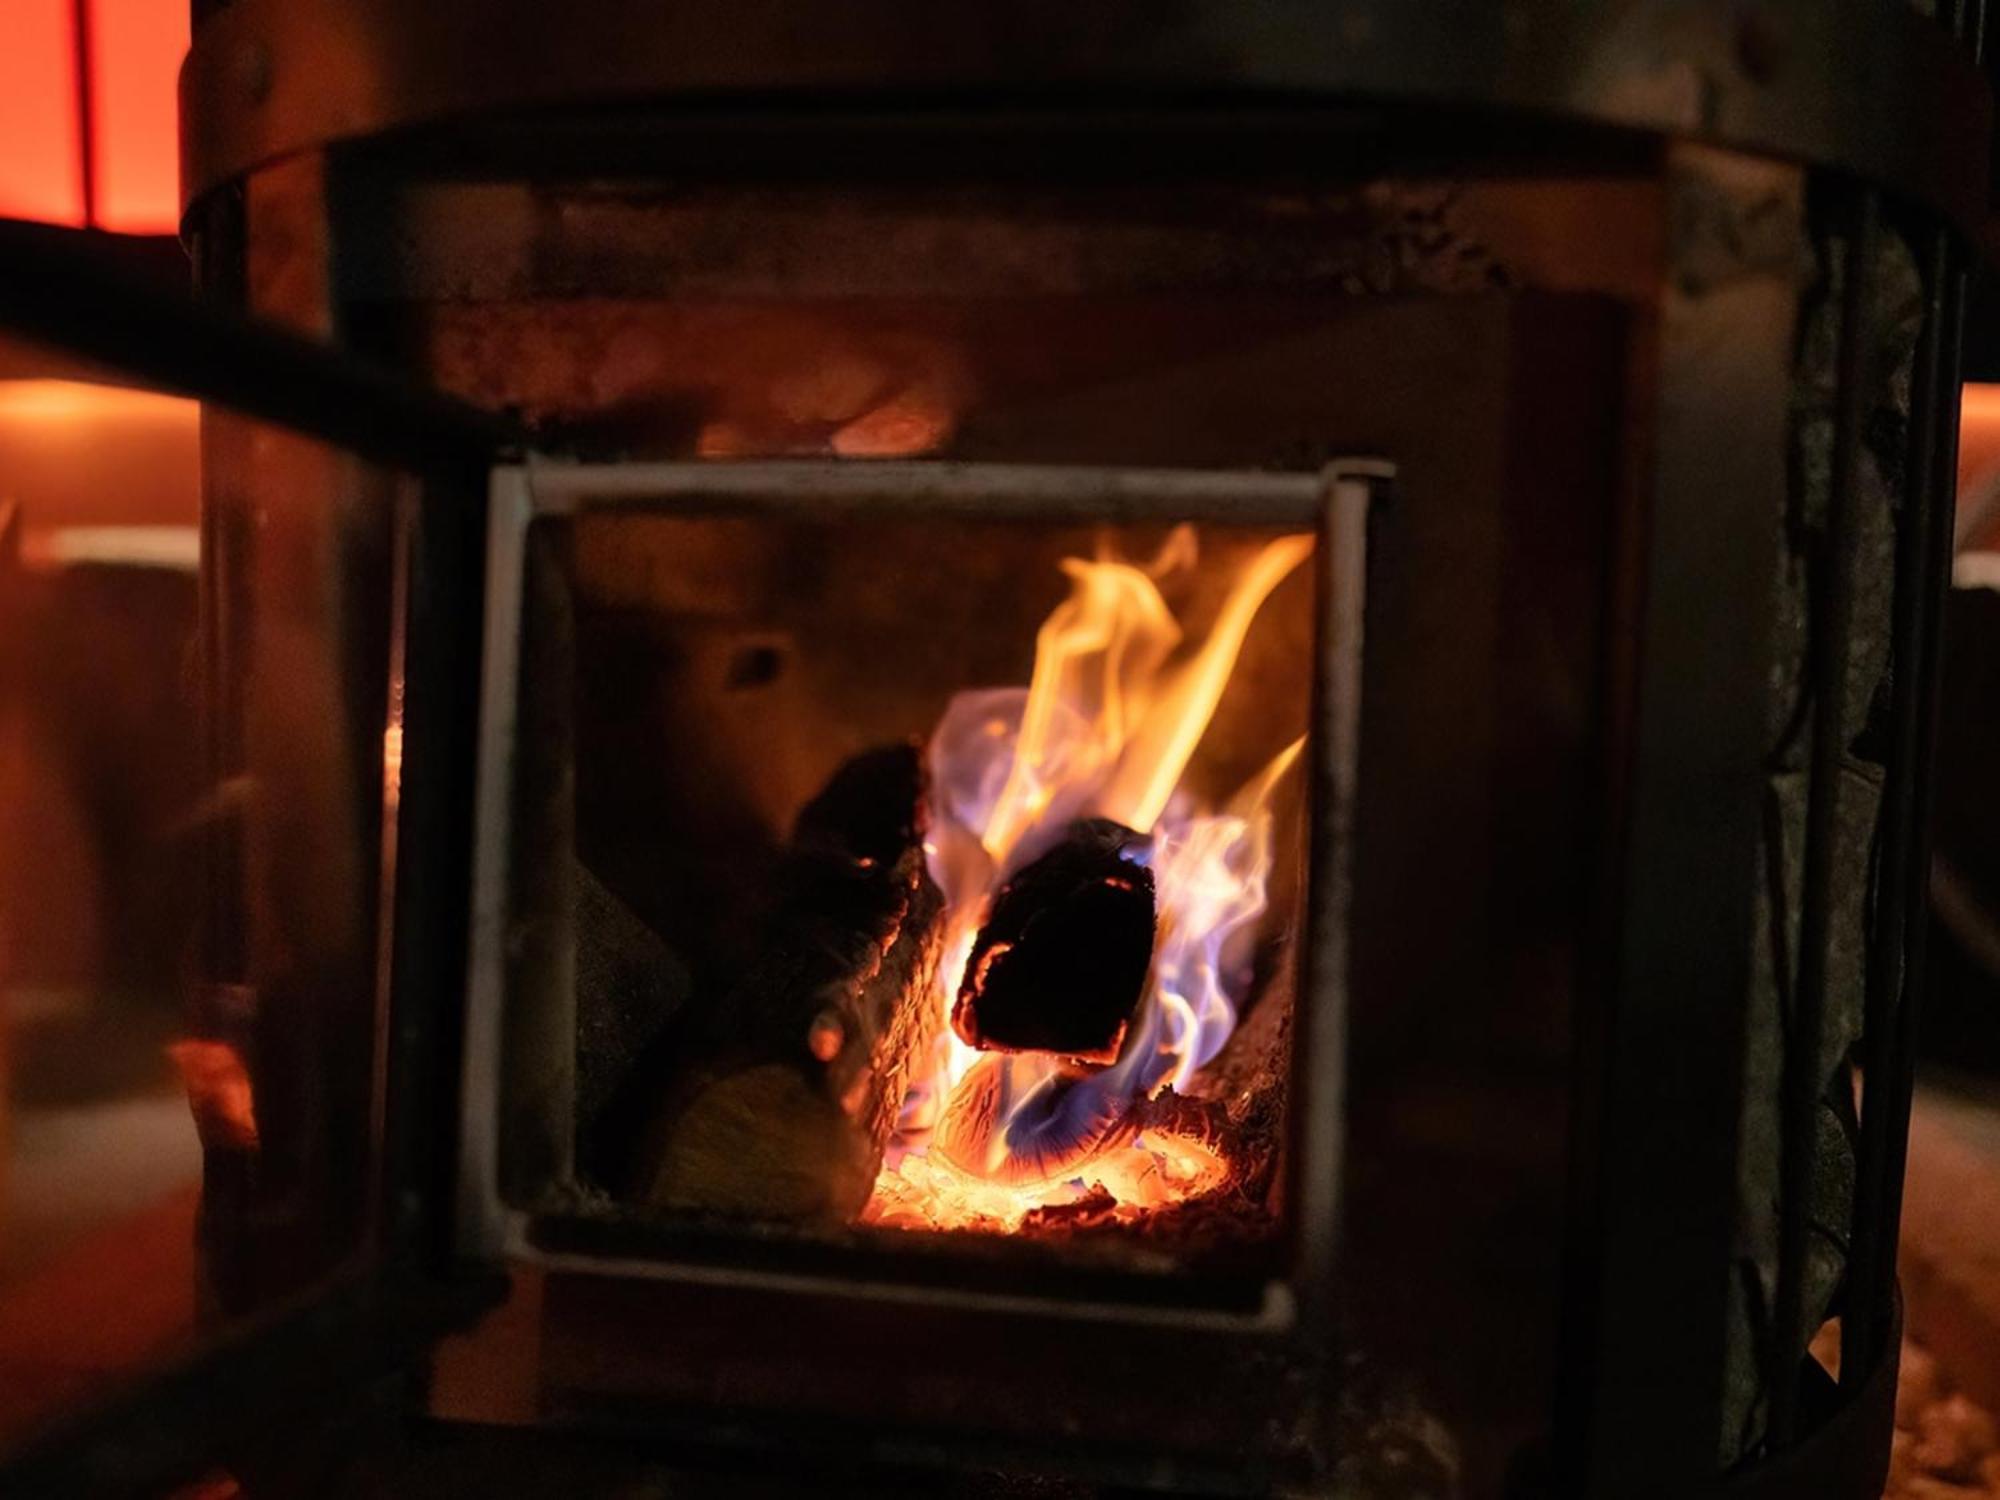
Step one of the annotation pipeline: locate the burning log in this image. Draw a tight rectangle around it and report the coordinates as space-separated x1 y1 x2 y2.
933 1053 1131 1184
952 818 1156 1066
632 744 944 1222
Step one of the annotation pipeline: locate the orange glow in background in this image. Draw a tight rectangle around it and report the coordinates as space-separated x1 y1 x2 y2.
1960 385 2000 555
0 0 186 234
0 380 199 546
0 1 85 227
88 0 189 234
1959 384 2000 497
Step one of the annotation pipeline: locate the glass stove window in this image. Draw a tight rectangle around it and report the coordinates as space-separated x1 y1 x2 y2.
498 508 1315 1268
0 344 407 1448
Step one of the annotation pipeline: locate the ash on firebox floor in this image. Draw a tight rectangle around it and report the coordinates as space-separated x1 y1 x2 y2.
1887 1337 2000 1498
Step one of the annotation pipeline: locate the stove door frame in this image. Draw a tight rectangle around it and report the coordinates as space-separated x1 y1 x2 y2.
456 456 1383 1356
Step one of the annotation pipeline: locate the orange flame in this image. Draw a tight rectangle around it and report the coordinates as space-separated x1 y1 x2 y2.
864 528 1310 1233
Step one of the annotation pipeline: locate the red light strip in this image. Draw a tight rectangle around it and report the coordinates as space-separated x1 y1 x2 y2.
87 0 189 234
0 0 86 226
0 0 184 234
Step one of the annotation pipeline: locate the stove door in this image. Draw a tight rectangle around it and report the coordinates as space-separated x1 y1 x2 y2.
457 456 1371 1290
0 219 505 1497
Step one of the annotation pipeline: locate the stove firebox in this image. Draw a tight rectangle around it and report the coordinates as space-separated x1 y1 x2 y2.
468 467 1334 1252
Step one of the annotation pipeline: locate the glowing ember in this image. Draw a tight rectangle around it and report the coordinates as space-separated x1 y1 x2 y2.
865 1124 1233 1234
864 527 1311 1234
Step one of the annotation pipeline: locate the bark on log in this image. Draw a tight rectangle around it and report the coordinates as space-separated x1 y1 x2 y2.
633 745 944 1222
953 818 1156 1066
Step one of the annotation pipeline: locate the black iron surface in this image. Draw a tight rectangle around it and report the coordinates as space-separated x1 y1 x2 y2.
1769 188 1879 1451
0 219 511 477
180 0 1990 236
1877 258 1973 1345
1708 1298 1903 1500
1563 146 1798 1499
380 472 492 1266
1844 219 1951 1393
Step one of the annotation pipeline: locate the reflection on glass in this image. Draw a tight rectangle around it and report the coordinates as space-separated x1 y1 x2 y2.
0 353 402 1450
0 372 204 1444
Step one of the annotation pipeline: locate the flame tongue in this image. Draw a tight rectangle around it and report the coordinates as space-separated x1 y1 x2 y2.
865 528 1312 1232
1096 534 1314 835
977 557 1179 864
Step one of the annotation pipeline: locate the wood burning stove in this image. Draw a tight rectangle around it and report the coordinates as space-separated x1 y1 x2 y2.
443 457 1371 1493
0 2 1989 1497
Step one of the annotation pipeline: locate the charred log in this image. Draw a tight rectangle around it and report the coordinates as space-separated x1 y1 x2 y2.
633 744 944 1222
952 817 1156 1066
575 861 691 1146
